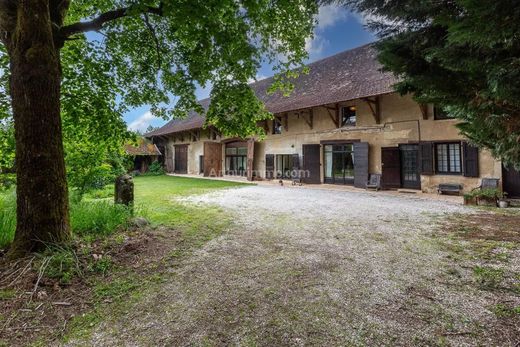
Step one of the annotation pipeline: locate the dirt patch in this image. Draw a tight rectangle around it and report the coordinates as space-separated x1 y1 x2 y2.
0 226 180 347
444 211 520 242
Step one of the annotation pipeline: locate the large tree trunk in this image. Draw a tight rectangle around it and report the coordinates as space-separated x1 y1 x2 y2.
7 1 70 257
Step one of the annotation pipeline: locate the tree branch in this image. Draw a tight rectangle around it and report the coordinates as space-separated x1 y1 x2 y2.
142 13 162 71
60 4 163 39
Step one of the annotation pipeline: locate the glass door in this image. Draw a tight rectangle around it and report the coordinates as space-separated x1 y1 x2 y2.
399 144 420 189
324 144 354 185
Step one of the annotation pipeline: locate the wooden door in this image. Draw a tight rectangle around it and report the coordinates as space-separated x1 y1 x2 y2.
503 165 520 198
399 144 421 190
174 145 188 174
381 147 401 189
203 142 222 177
303 144 321 184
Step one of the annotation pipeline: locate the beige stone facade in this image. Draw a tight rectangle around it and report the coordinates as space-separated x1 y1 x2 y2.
154 92 501 194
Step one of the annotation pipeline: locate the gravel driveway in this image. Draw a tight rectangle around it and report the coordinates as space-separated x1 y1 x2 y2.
70 185 519 346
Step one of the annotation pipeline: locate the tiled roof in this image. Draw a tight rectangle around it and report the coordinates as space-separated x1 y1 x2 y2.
124 138 162 156
146 43 397 137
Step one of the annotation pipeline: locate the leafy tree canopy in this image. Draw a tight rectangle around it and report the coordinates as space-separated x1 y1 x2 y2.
343 0 520 167
1 0 318 136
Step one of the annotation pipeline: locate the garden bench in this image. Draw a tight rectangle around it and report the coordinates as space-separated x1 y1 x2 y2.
437 183 463 195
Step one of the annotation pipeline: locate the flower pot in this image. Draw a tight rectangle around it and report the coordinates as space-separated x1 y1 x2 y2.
464 196 477 206
477 197 497 207
498 200 509 208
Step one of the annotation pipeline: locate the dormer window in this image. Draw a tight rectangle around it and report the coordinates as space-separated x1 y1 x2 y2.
341 106 356 127
434 106 452 120
272 118 283 134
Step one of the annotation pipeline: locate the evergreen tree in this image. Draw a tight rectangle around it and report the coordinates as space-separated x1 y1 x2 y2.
343 0 520 167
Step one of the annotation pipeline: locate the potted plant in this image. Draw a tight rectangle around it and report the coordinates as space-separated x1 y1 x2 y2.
498 192 509 208
473 188 503 207
463 191 478 206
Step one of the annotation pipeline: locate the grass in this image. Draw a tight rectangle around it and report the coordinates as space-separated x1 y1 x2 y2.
133 175 249 226
0 189 16 249
71 201 131 238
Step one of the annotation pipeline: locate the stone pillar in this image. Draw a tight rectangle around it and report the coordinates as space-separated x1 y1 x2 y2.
115 174 134 207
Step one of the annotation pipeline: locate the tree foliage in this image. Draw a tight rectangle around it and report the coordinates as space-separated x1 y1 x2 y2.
343 0 520 167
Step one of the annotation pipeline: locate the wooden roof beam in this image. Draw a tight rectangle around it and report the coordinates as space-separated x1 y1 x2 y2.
300 109 313 129
363 96 381 124
419 104 429 120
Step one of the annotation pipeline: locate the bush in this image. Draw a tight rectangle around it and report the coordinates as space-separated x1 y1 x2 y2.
147 161 165 175
71 201 131 238
0 174 16 191
464 188 505 200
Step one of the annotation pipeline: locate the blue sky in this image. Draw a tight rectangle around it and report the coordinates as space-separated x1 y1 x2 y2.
126 5 374 132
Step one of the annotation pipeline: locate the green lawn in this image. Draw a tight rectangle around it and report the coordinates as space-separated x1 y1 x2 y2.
134 175 249 227
0 175 249 249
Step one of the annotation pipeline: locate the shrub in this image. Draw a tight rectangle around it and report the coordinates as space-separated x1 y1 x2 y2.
0 174 16 191
464 188 505 200
71 201 131 238
147 161 165 176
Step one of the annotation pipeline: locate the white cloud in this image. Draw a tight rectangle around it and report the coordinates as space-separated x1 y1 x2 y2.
247 73 269 84
128 111 159 132
305 5 349 60
316 4 349 30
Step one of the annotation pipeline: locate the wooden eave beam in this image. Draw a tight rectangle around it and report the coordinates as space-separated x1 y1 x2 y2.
419 104 429 120
363 96 381 124
326 107 337 127
284 114 289 131
335 103 341 128
300 109 313 129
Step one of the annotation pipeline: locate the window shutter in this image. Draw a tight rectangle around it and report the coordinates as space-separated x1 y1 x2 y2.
419 142 434 175
353 142 369 188
265 154 274 179
463 142 479 177
292 154 300 171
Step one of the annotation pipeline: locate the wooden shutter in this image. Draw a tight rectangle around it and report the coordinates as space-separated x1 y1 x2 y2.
265 154 274 179
292 154 300 170
463 142 479 177
419 142 434 175
353 142 369 188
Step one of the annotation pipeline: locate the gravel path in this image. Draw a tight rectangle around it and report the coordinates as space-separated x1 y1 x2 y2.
69 186 517 346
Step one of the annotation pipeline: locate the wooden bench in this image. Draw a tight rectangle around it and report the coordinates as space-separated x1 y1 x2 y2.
437 183 463 195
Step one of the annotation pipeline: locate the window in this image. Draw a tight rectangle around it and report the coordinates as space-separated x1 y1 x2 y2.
225 143 247 176
272 119 282 134
276 154 294 179
341 106 356 127
324 144 355 184
436 143 462 174
434 106 452 120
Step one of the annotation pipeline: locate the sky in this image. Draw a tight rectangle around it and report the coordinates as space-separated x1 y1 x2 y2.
126 4 375 133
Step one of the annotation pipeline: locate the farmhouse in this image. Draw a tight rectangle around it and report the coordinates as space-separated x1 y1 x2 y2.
146 44 520 197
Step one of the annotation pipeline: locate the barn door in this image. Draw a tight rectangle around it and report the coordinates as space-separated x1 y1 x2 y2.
381 147 401 189
302 144 321 184
503 165 520 198
174 145 188 174
204 142 222 177
164 146 174 173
